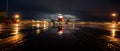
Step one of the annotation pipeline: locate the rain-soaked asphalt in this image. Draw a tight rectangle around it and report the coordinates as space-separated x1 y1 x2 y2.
0 23 120 51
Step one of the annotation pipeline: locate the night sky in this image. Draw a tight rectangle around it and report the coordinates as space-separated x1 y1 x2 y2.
0 0 120 21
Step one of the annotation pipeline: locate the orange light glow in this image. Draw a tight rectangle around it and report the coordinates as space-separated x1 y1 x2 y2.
111 24 116 28
15 14 19 18
15 24 19 27
58 30 63 35
111 29 115 37
112 13 116 17
36 29 41 34
17 19 20 22
12 26 19 35
36 24 40 28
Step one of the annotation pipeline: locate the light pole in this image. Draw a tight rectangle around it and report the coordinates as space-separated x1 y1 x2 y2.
15 14 19 19
6 0 8 18
14 14 20 23
112 13 118 24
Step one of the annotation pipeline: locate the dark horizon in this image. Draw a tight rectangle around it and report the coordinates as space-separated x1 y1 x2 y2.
0 0 120 21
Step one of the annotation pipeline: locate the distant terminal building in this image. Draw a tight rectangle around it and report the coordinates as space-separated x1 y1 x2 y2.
20 20 33 24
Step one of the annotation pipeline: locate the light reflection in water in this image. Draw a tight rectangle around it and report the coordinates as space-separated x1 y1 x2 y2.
36 23 40 28
0 24 23 49
72 23 75 29
109 23 117 41
14 27 19 34
105 23 119 49
11 24 19 35
112 24 116 28
10 34 23 43
58 25 64 35
41 24 48 30
0 34 24 48
10 23 23 43
108 28 118 41
111 29 116 37
101 24 120 50
15 24 19 27
42 27 47 30
36 29 41 34
110 24 116 37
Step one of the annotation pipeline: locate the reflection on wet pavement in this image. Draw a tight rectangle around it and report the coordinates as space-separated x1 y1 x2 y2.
0 23 120 51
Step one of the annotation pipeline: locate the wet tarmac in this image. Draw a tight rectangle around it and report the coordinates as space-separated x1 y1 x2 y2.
0 23 120 51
